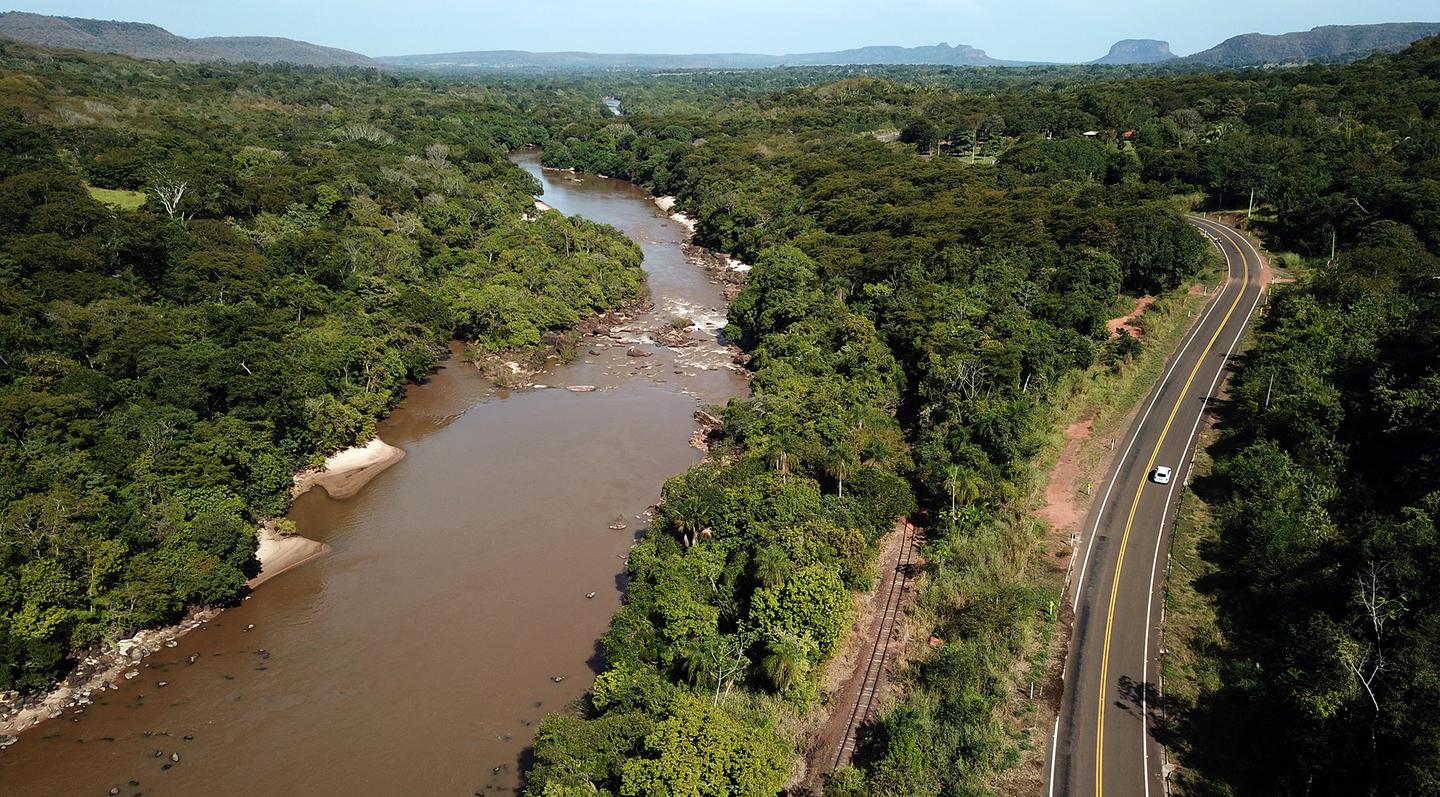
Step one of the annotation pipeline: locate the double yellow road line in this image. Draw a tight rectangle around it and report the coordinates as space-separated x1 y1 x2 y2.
1094 221 1253 795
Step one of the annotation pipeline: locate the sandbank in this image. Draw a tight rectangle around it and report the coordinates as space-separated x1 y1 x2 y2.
292 436 406 500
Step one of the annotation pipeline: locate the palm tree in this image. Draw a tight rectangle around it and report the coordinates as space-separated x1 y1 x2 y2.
826 445 858 498
942 465 983 519
675 636 707 687
769 431 799 485
752 545 791 589
848 406 897 466
760 636 812 693
670 493 708 548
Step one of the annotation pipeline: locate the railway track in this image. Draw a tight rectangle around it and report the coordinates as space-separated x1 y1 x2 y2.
833 518 920 768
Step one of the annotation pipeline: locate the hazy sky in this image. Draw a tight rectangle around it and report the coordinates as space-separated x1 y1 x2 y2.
13 1 1439 61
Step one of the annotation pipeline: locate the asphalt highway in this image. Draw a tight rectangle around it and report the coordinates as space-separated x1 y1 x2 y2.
1048 217 1269 797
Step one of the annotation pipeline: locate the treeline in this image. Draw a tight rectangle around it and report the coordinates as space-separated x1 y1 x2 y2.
521 54 1210 796
1183 224 1440 796
529 243 918 794
1168 40 1440 797
522 37 1440 796
524 34 1439 258
0 43 642 690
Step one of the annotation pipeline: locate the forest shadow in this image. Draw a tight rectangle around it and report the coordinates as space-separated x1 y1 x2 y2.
1114 674 1162 720
1156 386 1269 796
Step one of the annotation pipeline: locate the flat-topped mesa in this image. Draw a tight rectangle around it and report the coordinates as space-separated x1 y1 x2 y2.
1092 39 1177 64
379 40 1028 69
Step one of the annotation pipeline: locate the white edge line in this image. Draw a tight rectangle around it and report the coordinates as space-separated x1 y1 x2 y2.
1140 221 1266 792
1144 493 1171 797
1048 716 1061 797
1070 216 1236 614
1048 216 1241 794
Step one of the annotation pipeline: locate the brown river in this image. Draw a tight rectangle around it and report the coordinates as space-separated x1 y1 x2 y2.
0 150 747 796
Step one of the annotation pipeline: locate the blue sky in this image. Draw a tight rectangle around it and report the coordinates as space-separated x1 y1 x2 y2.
12 1 1439 61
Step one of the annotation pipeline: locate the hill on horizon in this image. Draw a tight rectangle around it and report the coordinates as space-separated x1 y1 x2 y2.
0 11 379 67
1092 39 1176 64
2 12 1438 72
379 22 1440 71
1180 22 1440 65
377 41 1028 70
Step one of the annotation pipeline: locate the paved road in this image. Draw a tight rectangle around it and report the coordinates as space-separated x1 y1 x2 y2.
1048 218 1268 797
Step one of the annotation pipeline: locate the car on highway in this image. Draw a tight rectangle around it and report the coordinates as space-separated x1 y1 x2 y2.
1152 466 1172 484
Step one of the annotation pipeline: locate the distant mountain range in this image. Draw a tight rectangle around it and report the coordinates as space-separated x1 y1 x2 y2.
0 11 379 67
376 42 1030 70
1 11 1437 72
378 22 1440 70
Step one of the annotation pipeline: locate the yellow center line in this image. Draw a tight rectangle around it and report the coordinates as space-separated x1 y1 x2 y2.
1094 222 1250 796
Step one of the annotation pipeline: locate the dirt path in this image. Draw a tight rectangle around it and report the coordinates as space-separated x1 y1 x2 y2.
801 519 921 791
1037 420 1094 536
1107 295 1155 338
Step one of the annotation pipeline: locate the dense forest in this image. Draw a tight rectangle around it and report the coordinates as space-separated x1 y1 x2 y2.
519 36 1440 797
2 23 1437 797
1163 41 1440 797
519 49 1214 797
0 43 643 691
1178 219 1440 797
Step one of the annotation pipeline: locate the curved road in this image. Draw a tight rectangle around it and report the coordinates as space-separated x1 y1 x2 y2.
1048 218 1268 797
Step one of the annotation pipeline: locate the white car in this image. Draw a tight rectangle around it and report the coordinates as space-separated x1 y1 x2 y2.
1152 466 1173 485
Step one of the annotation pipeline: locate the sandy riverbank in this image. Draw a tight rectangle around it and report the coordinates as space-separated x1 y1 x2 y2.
0 439 401 739
292 436 407 500
250 522 331 589
0 521 331 739
653 195 697 237
653 195 751 302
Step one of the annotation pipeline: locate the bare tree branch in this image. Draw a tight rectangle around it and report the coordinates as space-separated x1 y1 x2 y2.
148 172 188 220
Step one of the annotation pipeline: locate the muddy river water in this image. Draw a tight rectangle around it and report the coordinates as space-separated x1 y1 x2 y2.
0 150 747 796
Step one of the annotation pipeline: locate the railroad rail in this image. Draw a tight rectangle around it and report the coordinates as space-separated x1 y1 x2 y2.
833 519 920 767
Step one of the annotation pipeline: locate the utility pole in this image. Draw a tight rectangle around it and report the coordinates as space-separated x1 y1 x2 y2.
1265 371 1274 410
1247 187 1254 220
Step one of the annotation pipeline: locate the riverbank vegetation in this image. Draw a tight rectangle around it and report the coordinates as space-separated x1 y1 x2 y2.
0 42 642 691
521 36 1440 796
519 56 1216 797
4 25 1437 796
